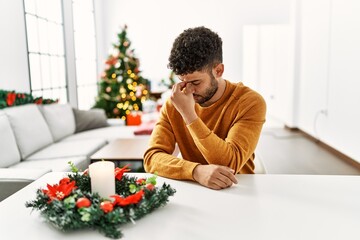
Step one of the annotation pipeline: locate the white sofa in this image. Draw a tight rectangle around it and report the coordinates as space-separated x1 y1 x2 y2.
0 103 144 201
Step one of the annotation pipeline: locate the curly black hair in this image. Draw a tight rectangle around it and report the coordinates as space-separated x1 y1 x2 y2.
168 26 223 75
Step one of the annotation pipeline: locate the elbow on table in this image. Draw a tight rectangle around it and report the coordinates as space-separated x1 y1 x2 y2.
143 149 162 174
227 152 255 174
143 150 153 173
233 153 255 174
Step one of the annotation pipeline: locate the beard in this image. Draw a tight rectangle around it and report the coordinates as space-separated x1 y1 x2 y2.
193 74 218 106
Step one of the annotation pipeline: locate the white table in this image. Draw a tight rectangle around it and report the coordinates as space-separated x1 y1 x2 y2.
1 173 359 240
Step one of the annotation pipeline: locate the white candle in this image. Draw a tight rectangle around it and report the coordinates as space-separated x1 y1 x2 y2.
89 161 115 198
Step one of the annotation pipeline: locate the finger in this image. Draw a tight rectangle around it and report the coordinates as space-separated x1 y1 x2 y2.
171 83 185 101
219 167 238 184
211 171 232 188
216 175 233 188
213 178 228 189
182 86 187 94
173 82 186 93
209 181 223 190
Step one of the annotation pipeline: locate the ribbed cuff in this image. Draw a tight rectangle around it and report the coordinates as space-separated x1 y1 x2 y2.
182 161 200 180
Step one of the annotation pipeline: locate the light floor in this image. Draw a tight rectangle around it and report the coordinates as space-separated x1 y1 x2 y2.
257 116 360 175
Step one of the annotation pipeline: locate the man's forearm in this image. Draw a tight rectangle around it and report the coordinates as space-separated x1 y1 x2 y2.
186 118 261 172
144 150 199 180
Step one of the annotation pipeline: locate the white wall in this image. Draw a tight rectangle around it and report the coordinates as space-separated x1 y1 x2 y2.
243 24 296 127
324 0 360 160
243 0 360 162
0 0 30 92
0 0 291 92
97 0 291 89
297 0 330 136
297 0 360 162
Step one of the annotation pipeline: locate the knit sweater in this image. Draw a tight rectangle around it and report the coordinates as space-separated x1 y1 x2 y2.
143 80 266 180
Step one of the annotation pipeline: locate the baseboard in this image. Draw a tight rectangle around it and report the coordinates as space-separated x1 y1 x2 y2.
284 125 300 132
284 125 360 171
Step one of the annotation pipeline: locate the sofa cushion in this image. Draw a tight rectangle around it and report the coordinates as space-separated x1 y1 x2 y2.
63 126 137 142
0 168 51 182
40 103 76 142
4 104 53 159
9 156 89 172
73 108 108 133
0 168 51 201
26 138 107 160
0 111 21 167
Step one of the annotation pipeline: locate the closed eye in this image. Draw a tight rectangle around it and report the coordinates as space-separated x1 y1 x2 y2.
191 81 200 86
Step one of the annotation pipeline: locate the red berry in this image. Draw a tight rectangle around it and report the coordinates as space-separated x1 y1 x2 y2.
146 183 155 191
76 197 91 208
100 201 113 213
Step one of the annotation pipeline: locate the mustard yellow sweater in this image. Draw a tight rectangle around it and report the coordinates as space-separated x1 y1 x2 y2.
143 80 266 180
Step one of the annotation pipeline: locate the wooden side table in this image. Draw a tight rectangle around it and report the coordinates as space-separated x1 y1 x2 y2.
90 138 150 172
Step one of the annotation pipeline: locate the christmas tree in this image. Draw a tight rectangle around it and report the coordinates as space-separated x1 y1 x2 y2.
94 25 150 121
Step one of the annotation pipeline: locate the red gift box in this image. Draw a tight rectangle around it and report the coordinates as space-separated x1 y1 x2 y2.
126 111 142 126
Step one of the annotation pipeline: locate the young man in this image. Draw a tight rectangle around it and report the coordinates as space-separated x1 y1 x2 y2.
144 26 266 190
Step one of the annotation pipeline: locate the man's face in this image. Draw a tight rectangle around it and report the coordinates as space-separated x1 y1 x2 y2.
178 69 218 106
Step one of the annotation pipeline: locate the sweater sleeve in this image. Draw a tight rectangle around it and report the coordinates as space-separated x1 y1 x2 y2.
186 93 266 173
143 104 200 180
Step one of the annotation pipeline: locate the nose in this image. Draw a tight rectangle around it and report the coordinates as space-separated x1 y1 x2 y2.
186 83 195 93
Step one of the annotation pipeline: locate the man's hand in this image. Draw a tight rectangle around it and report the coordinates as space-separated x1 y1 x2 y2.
193 164 238 190
170 82 197 124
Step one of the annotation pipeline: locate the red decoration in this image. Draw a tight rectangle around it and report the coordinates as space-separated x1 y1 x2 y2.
115 164 131 180
6 92 16 106
42 179 77 203
126 111 142 126
133 121 155 135
113 108 120 115
146 184 155 191
105 56 118 66
34 98 43 105
100 201 114 213
59 177 71 185
136 178 146 185
76 197 91 208
111 190 144 207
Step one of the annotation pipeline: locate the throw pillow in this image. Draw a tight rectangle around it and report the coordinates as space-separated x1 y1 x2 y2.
40 103 76 142
73 108 108 133
4 104 53 159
